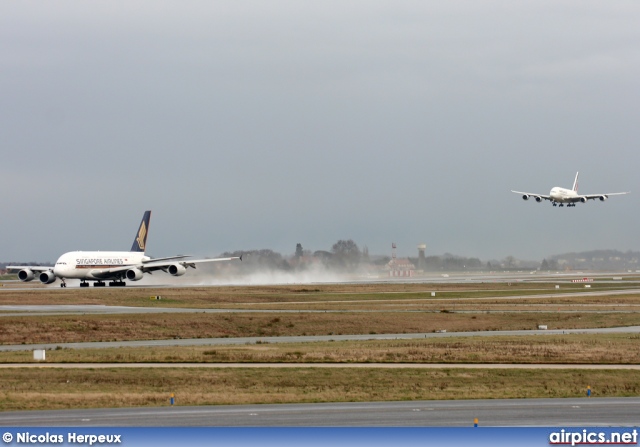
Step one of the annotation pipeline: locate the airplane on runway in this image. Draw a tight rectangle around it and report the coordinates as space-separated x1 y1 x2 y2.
511 172 629 207
7 211 241 288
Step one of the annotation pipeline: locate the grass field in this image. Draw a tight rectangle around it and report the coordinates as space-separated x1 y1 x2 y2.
1 280 639 411
1 333 640 364
1 281 639 308
1 367 638 411
0 311 639 345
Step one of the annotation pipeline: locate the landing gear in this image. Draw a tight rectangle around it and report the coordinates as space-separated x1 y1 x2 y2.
80 280 126 287
60 279 67 288
552 203 557 207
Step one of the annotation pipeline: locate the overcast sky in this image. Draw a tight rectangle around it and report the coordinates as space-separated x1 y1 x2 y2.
1 1 638 263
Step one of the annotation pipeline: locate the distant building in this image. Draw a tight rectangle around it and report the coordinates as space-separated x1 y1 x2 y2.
386 258 415 277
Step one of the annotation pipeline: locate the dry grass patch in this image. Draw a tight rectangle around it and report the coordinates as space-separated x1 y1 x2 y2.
2 333 640 365
1 312 640 345
0 367 638 411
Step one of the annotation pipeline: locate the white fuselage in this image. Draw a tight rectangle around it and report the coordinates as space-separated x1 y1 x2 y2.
53 251 148 280
549 187 578 203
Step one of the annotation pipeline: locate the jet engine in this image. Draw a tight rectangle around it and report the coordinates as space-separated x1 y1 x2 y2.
39 270 57 284
168 264 186 276
580 197 588 203
126 268 144 281
18 269 36 282
521 194 530 201
17 269 35 282
534 196 542 202
599 195 608 201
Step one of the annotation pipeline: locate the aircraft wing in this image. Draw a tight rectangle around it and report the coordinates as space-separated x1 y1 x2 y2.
140 255 191 263
87 255 242 277
579 192 630 201
141 256 242 272
6 265 54 272
511 191 552 201
86 266 133 279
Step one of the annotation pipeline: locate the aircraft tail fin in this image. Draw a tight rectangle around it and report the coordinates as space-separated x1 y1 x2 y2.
572 172 579 192
130 210 151 252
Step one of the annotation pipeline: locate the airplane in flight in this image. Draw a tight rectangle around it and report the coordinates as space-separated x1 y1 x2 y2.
511 172 629 207
8 211 241 287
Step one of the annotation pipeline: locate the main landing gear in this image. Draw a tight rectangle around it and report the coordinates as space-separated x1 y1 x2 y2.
80 281 107 287
79 280 127 287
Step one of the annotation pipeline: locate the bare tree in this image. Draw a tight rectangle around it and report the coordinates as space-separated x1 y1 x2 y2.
331 239 361 269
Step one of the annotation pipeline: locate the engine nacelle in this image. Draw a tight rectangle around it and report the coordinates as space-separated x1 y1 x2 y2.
168 263 186 276
126 268 144 281
521 194 530 201
599 195 608 202
39 270 57 284
580 197 588 203
17 269 35 282
534 196 542 203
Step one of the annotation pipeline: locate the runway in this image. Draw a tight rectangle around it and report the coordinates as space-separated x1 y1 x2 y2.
0 397 637 426
2 270 639 290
